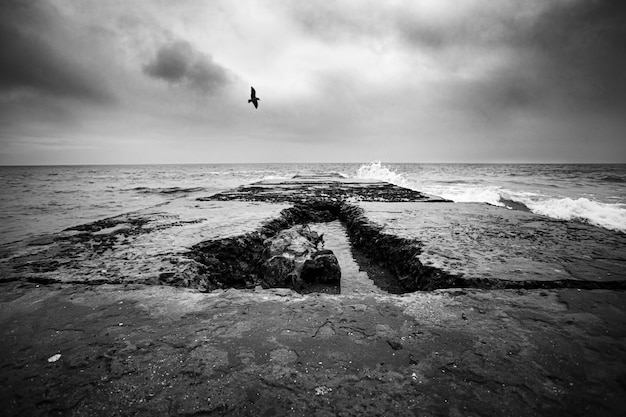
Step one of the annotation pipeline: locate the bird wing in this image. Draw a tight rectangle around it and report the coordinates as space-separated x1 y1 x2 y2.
250 87 256 99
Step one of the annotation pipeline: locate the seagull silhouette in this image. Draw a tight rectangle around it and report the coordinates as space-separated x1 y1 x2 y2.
248 86 260 109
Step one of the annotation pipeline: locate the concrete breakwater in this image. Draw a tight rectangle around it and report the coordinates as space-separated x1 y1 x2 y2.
1 174 625 416
189 174 626 293
3 173 623 292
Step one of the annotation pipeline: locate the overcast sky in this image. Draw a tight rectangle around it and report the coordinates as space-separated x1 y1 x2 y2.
1 0 625 164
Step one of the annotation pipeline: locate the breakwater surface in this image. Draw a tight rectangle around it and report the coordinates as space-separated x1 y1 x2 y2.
1 167 626 416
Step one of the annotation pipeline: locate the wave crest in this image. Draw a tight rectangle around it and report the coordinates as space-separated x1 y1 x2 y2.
528 197 626 232
435 186 504 207
356 162 410 187
354 162 626 233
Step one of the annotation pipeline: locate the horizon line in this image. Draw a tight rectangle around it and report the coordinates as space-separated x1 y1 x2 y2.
1 161 625 167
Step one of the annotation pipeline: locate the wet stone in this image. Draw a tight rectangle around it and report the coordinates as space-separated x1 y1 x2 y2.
301 249 341 284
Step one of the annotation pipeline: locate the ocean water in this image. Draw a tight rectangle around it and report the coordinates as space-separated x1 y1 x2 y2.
0 162 625 245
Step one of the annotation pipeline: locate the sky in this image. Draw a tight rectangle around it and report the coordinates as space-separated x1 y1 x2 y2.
1 0 625 165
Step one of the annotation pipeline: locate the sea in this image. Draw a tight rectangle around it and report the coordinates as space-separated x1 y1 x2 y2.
1 162 625 245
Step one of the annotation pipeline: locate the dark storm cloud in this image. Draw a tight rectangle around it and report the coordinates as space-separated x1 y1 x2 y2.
0 0 113 104
397 0 626 112
513 0 626 110
143 40 232 92
289 1 626 113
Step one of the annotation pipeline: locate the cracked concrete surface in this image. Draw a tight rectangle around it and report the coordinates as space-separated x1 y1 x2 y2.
1 283 625 416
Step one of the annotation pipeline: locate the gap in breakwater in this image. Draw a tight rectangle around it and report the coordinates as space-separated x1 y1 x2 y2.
187 202 445 294
307 221 400 296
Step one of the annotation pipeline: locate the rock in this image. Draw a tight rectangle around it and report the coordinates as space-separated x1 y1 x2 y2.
262 255 296 288
185 222 336 292
263 226 316 257
259 225 338 291
301 249 341 284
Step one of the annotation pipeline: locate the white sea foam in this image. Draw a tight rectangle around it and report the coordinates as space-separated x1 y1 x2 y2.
260 175 291 181
355 161 626 233
356 161 411 188
527 197 626 232
425 185 506 207
356 162 503 204
425 185 626 233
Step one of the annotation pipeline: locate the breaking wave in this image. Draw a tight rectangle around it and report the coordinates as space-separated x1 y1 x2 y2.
527 198 626 232
355 161 411 188
355 162 626 233
260 175 291 181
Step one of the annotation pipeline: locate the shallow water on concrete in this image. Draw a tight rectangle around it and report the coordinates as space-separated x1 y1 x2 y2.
309 221 388 296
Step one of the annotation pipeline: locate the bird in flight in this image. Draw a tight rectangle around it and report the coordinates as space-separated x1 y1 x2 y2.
248 86 260 109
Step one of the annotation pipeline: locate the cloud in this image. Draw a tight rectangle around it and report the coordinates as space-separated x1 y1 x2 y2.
143 40 233 92
1 0 625 164
0 0 114 104
513 0 626 110
395 0 626 113
286 0 626 114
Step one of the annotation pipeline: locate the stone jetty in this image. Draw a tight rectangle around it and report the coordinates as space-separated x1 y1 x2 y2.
1 174 625 416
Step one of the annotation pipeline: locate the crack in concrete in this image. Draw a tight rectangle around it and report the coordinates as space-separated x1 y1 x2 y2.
312 320 336 338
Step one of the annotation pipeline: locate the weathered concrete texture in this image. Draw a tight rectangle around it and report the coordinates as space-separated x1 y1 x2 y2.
202 173 449 203
0 200 290 286
357 202 626 287
1 282 625 417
